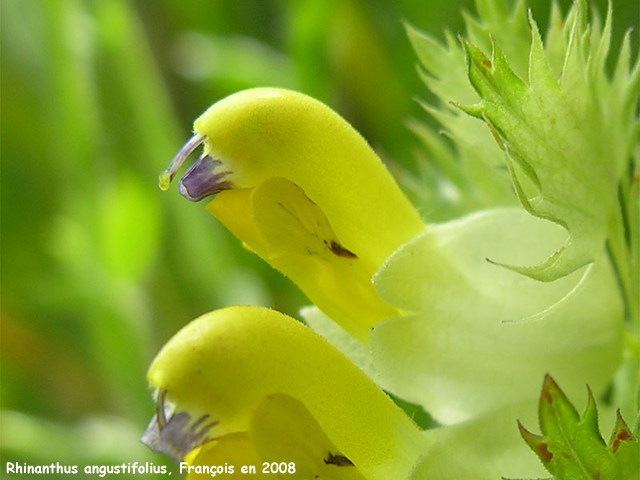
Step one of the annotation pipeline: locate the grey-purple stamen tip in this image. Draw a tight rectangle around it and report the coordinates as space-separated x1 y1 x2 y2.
178 155 233 202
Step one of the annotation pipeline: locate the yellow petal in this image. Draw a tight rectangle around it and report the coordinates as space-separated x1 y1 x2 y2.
184 433 268 479
250 393 367 480
209 177 397 341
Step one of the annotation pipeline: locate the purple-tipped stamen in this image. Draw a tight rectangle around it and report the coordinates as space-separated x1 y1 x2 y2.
178 155 233 202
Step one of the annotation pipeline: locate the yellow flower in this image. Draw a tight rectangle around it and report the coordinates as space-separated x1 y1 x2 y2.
141 306 429 480
160 88 424 342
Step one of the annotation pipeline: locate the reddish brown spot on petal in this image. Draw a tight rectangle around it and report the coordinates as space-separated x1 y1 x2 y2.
324 452 354 467
325 240 358 259
537 443 553 463
482 59 492 68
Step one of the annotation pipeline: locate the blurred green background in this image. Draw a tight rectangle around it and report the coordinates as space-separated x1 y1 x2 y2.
1 0 637 477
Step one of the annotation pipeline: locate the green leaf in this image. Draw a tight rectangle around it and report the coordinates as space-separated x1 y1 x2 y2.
405 23 518 219
457 0 640 282
609 410 640 479
518 375 639 479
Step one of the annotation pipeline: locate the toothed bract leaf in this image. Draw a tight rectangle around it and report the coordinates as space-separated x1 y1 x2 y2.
609 410 640 478
372 208 623 424
458 0 640 281
518 375 640 479
405 25 518 217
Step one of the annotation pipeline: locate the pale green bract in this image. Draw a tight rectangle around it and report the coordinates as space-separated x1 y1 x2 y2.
372 208 623 425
